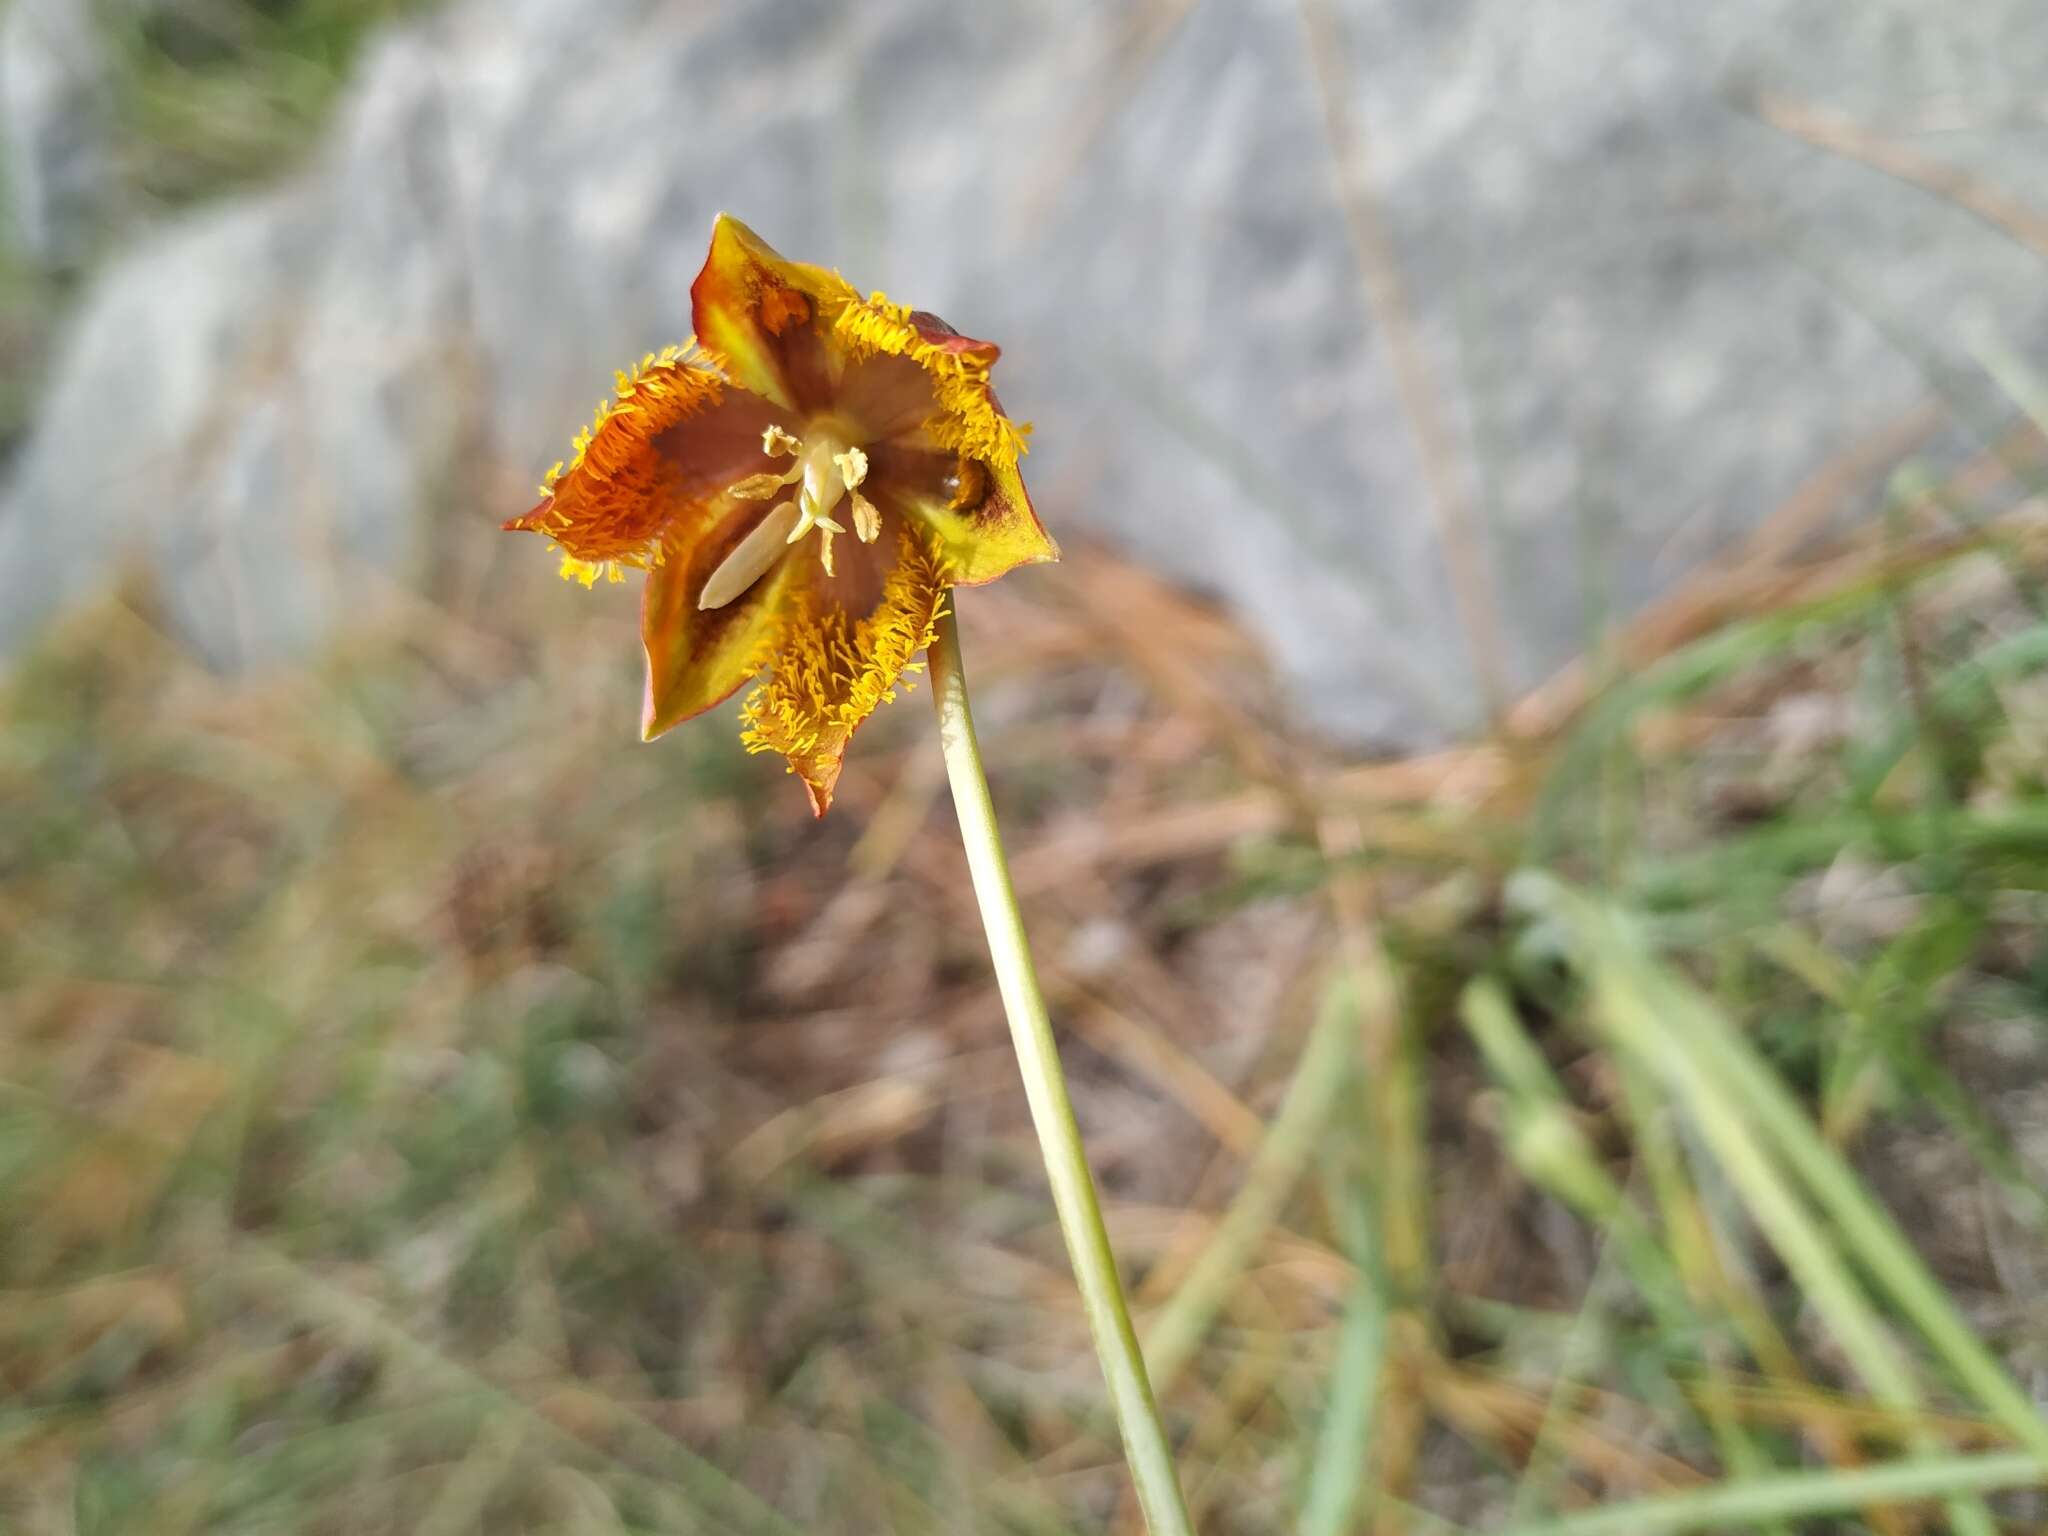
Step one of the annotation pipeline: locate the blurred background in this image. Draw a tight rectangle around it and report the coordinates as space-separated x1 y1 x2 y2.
6 0 2048 1531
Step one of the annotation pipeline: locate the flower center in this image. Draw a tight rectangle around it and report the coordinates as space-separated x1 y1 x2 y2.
697 421 883 611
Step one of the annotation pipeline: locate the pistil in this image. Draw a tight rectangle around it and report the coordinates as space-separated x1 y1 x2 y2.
698 421 882 610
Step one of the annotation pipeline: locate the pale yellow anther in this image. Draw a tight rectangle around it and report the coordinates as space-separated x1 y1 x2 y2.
762 424 802 457
833 446 868 492
729 469 797 499
851 491 881 544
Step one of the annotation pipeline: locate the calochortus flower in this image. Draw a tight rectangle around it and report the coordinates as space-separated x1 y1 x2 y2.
502 216 1193 1532
503 214 1057 813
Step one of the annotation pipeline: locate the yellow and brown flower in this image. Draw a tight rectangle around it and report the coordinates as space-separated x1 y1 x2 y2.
504 214 1057 814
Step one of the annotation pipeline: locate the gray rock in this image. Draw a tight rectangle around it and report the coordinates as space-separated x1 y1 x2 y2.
0 23 474 667
3 0 2044 744
0 0 116 264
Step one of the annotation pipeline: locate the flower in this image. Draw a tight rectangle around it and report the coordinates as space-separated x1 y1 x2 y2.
503 214 1058 815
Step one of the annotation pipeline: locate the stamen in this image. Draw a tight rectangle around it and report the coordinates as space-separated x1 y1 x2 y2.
851 492 880 544
833 446 868 492
729 469 799 499
699 500 802 610
762 425 802 457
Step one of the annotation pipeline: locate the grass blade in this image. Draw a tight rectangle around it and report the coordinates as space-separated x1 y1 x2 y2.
1498 1449 2046 1536
1142 974 1361 1395
1300 1171 1387 1536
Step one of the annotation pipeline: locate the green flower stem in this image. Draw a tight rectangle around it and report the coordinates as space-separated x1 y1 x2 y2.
928 606 1197 1536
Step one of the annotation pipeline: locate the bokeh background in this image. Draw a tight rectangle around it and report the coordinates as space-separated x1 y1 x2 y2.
6 1 2048 1532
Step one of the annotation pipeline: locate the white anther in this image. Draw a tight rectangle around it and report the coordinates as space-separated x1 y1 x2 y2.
698 500 802 610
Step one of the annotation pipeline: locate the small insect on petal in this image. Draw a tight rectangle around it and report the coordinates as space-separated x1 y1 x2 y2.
700 501 802 611
947 456 988 512
851 491 881 544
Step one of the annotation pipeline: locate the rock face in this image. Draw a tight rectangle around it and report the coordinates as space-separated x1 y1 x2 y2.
0 0 115 265
3 0 2043 743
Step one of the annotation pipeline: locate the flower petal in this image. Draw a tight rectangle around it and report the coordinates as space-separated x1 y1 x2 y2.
504 342 800 579
640 503 805 741
737 527 950 815
868 444 1059 586
690 214 858 416
828 299 1032 470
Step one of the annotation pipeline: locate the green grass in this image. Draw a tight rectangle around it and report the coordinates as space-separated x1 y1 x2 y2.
95 0 443 215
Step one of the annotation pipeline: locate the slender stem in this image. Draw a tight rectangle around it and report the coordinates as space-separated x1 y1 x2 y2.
927 606 1197 1536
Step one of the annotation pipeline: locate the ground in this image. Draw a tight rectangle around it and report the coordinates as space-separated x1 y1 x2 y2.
7 435 2048 1531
